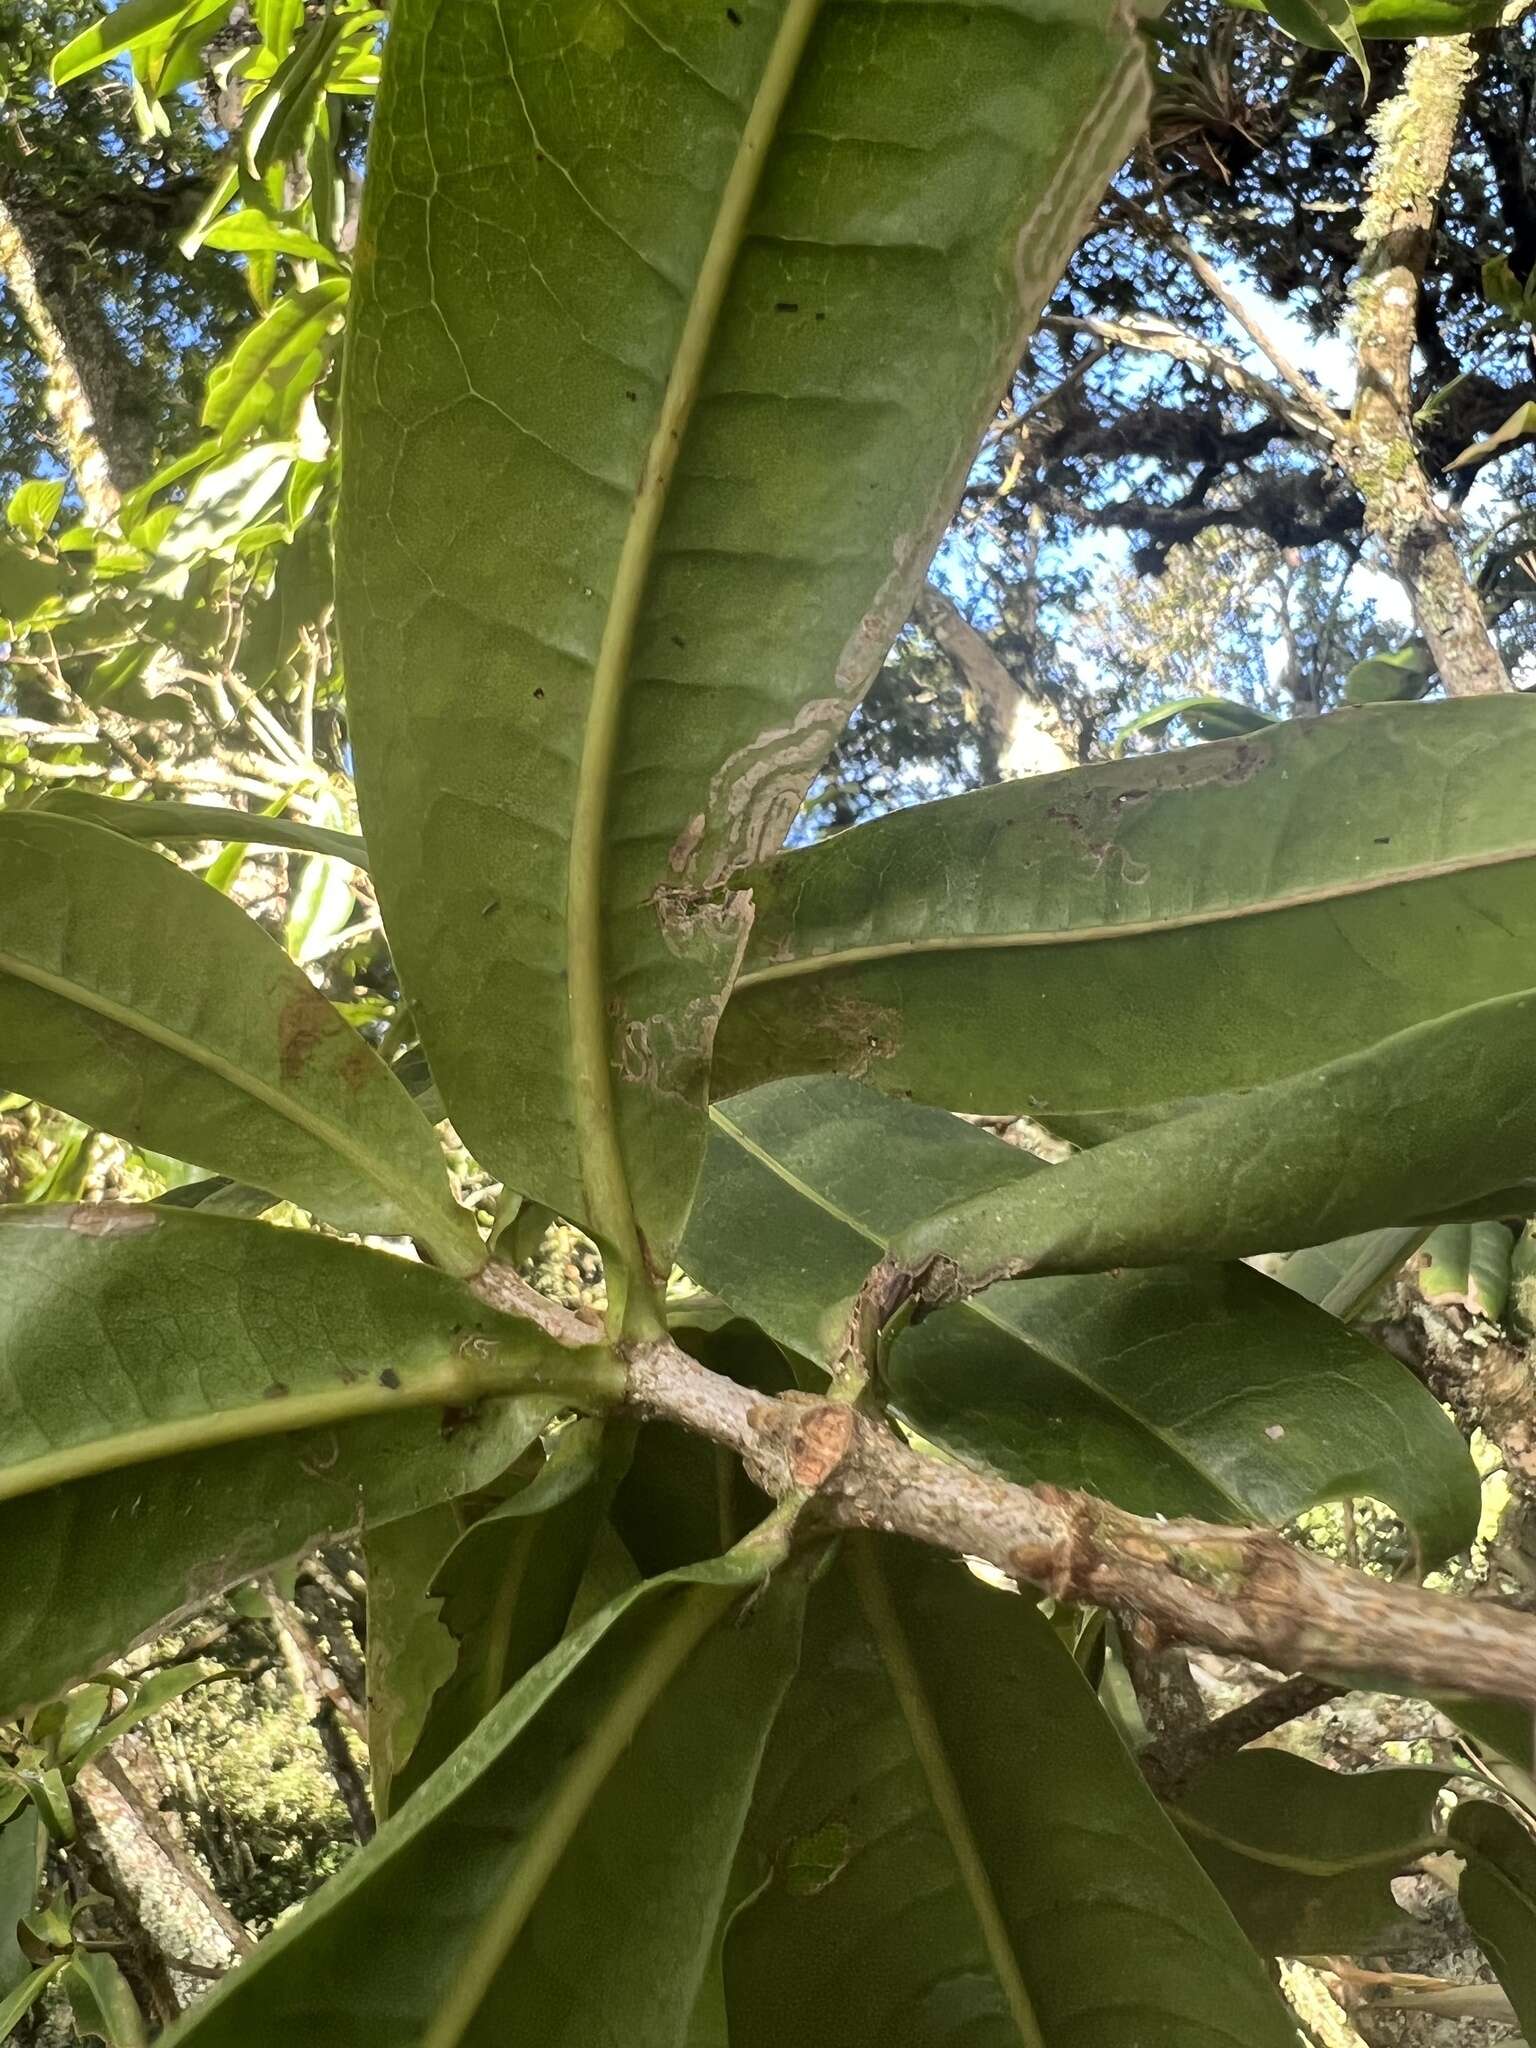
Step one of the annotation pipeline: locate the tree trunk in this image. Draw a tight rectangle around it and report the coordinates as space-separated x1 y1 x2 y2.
1344 36 1510 696
0 194 122 525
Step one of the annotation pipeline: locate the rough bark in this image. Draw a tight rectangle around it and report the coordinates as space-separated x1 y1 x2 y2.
620 1331 1536 1709
0 193 124 524
1344 36 1511 695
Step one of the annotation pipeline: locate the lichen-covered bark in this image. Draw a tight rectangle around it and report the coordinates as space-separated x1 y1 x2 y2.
1344 37 1510 696
0 193 121 524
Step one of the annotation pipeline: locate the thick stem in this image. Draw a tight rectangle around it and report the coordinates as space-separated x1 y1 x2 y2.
1345 36 1510 695
624 1336 1536 1708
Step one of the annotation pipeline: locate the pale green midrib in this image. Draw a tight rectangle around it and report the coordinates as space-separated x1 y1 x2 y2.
479 1520 538 1724
565 0 824 1337
419 1582 732 2048
0 944 474 1275
0 1349 617 1506
851 1537 1045 2048
707 1107 1247 1521
1172 1809 1442 1878
733 841 1536 992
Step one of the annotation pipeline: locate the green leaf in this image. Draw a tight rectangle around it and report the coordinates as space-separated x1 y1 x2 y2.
891 983 1536 1291
1343 641 1435 703
1451 1799 1536 2032
362 1505 462 1819
1347 0 1505 29
1447 398 1536 472
5 481 66 544
171 1556 804 2046
1265 0 1369 79
1416 1221 1513 1320
725 1540 1297 2047
0 1814 40 1996
201 213 342 267
50 0 201 84
0 536 68 627
243 11 351 176
682 1080 1479 1559
1273 1227 1426 1319
152 443 295 566
203 282 348 448
715 698 1536 1142
70 1662 228 1774
0 1208 617 1716
0 812 474 1264
63 1948 147 2047
1114 693 1276 750
33 791 366 865
1168 1752 1444 1956
339 0 1149 1302
0 1956 66 2038
387 1418 625 1812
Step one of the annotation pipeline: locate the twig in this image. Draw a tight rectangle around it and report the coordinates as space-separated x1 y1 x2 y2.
1128 198 1341 441
264 1583 375 1845
1140 1673 1343 1798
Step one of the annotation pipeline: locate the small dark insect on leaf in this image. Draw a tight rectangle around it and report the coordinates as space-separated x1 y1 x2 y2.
775 301 799 313
378 1367 402 1390
726 5 742 20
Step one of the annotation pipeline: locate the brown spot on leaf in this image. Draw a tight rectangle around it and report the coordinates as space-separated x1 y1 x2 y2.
66 1205 160 1238
278 990 331 1082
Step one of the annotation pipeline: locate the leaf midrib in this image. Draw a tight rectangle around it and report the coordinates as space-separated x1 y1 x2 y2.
0 943 470 1273
851 1536 1045 2047
419 1582 732 2048
564 0 823 1329
735 841 1536 992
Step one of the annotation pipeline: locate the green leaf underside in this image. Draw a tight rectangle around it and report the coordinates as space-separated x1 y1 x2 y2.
0 1210 582 1716
385 1418 623 1811
715 699 1536 1143
339 0 1147 1280
891 983 1536 1288
0 1813 38 1996
680 1080 1477 1558
364 1506 464 1821
0 814 473 1266
725 1541 1296 2048
1451 1800 1536 2032
172 1560 804 2047
1168 1752 1444 1955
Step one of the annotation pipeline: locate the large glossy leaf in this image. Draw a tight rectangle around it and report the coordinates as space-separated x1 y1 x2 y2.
1451 1799 1536 2031
892 984 1536 1292
680 1081 1478 1558
171 1556 805 2046
724 1540 1297 2047
0 1207 615 1715
338 0 1148 1300
1168 1753 1444 1956
715 699 1536 1143
0 813 475 1267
